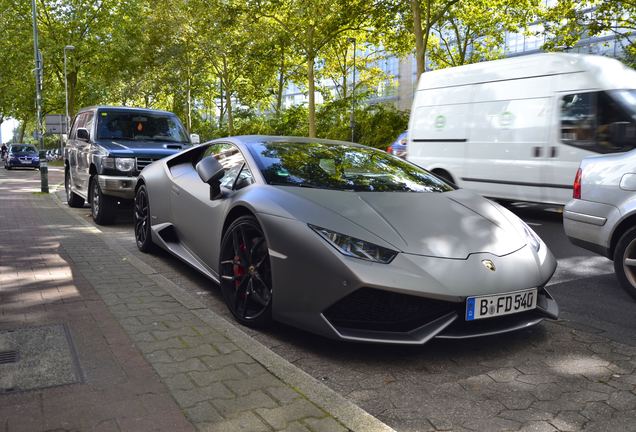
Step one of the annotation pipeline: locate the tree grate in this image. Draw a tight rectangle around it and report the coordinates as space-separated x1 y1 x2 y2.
0 350 19 364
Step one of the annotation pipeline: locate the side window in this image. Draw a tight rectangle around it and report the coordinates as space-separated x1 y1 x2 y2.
69 113 86 139
201 143 251 190
84 112 95 140
561 91 635 153
561 92 595 145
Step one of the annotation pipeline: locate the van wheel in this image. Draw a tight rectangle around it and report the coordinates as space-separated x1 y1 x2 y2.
65 169 85 208
90 176 116 225
614 227 636 300
432 169 455 185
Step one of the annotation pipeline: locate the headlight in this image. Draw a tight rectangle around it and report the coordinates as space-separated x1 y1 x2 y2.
115 158 135 172
309 225 397 264
521 221 541 252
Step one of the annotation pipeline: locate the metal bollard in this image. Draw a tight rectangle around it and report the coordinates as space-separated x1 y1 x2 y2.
39 150 49 193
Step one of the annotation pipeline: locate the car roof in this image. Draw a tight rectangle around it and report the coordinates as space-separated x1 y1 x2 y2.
78 105 177 116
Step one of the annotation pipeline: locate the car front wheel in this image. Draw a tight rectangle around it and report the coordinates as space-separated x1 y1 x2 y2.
614 227 636 300
219 215 273 328
90 176 115 225
134 185 155 252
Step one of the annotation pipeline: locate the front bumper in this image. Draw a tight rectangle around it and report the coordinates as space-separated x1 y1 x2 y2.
563 199 619 258
260 213 558 345
8 158 39 168
97 175 136 199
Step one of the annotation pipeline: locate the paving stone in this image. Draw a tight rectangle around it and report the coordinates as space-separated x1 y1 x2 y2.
606 390 636 410
236 362 269 377
516 374 560 385
580 401 616 421
173 383 234 408
280 421 311 432
211 390 278 417
201 351 256 369
152 327 202 340
147 350 173 363
169 344 219 362
302 417 348 432
224 373 287 396
499 408 554 423
185 401 224 424
461 416 521 432
266 386 302 404
517 421 558 432
189 365 246 386
550 411 587 431
197 411 270 432
487 368 520 383
137 337 187 353
164 373 197 391
256 399 326 430
154 358 209 378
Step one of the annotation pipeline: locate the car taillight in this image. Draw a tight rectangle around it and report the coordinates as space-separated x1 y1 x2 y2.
387 146 393 154
573 167 582 199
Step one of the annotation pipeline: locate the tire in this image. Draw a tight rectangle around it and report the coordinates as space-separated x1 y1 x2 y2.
65 169 85 208
219 215 273 328
614 227 636 300
90 176 115 225
134 185 155 252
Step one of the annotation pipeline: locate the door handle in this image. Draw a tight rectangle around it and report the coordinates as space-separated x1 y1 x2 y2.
533 146 542 157
550 146 558 158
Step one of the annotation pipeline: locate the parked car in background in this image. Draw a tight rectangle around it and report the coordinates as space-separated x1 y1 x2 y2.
564 148 636 299
407 53 636 204
64 106 192 225
387 131 408 159
135 135 558 344
4 144 40 170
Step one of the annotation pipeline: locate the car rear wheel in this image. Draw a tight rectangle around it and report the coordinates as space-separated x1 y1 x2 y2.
219 215 273 327
614 227 636 300
134 185 155 252
90 176 115 225
65 169 85 208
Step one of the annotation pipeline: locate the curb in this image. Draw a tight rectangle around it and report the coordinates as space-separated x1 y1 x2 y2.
49 185 396 432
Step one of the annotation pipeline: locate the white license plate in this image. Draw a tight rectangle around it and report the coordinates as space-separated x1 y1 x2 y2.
466 288 537 321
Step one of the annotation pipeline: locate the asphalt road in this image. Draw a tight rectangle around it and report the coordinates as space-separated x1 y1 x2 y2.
19 166 636 431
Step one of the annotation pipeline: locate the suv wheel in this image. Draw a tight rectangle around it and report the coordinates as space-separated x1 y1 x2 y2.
65 169 85 208
614 227 636 300
90 176 115 225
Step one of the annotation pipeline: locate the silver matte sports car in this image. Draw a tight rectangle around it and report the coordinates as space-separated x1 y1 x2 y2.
134 136 559 344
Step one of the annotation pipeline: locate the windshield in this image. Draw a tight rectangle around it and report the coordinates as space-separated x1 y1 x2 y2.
96 110 189 143
10 145 36 153
611 90 636 119
248 141 454 192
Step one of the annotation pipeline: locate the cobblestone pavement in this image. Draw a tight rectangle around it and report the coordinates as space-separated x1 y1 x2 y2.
64 182 636 431
0 168 391 432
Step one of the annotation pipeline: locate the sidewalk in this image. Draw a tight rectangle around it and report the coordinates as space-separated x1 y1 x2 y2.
0 168 393 432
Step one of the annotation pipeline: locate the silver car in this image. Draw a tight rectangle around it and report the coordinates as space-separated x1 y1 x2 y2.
564 149 636 299
135 136 558 344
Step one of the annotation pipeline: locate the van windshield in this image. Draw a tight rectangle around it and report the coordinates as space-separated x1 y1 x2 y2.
96 110 189 143
611 90 636 119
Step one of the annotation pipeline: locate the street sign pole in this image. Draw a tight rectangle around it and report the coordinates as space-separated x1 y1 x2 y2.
31 0 48 193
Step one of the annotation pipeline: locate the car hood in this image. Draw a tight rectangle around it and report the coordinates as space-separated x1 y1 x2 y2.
95 139 189 157
276 188 527 259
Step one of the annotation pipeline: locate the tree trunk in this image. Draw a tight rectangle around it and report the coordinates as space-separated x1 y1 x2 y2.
186 76 192 133
275 44 286 115
411 0 425 76
225 87 233 134
18 119 27 143
307 55 316 138
68 71 78 118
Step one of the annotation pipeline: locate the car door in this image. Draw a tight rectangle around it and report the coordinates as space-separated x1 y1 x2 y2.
170 143 254 274
67 113 86 195
76 110 95 192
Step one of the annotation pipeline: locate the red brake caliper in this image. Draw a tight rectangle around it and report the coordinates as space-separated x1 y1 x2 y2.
233 244 247 297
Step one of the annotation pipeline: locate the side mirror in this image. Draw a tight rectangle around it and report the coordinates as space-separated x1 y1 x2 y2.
77 128 90 142
190 133 200 145
195 156 225 200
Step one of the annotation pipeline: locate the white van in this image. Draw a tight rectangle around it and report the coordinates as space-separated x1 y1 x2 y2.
407 53 636 205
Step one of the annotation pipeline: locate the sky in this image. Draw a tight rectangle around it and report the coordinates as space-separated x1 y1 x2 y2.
1 118 19 144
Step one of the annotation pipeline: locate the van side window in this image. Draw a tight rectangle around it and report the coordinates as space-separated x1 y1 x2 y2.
561 93 595 145
561 91 636 153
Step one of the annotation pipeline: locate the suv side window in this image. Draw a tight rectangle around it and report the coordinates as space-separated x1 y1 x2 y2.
561 91 635 153
201 143 252 190
69 112 86 139
83 112 95 139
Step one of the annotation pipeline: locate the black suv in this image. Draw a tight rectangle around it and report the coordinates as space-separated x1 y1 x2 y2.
64 106 192 224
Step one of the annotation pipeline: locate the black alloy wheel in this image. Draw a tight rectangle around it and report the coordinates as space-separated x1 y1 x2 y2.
219 215 273 327
90 176 115 225
65 169 85 208
134 185 155 252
